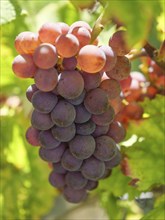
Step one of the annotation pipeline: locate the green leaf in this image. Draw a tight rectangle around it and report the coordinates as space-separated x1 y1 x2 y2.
123 95 165 190
0 0 22 25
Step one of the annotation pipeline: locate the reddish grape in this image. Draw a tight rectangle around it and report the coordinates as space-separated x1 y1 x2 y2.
34 68 58 92
12 54 37 78
100 78 121 99
107 121 126 143
106 56 131 81
62 56 77 70
39 22 62 44
55 34 79 58
80 71 102 91
56 22 69 34
26 84 38 102
25 126 40 146
69 21 91 33
77 45 106 73
124 102 144 120
33 43 58 69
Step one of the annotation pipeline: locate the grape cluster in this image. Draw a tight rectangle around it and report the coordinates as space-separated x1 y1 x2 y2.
12 21 130 203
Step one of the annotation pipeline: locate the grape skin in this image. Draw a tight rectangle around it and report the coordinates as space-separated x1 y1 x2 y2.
106 56 131 81
26 84 38 102
51 100 76 127
39 130 60 149
100 79 121 99
99 45 117 72
61 149 83 171
33 43 58 69
92 125 109 138
69 21 91 33
65 171 87 190
77 45 106 73
39 143 66 163
34 68 58 92
69 135 96 160
63 186 87 203
81 156 105 181
31 110 54 130
57 70 84 99
62 56 77 70
105 148 122 169
107 121 126 143
39 22 62 44
84 180 98 191
80 71 102 91
12 54 37 78
76 120 96 136
75 104 91 123
14 31 41 54
92 105 115 126
84 88 109 115
94 136 117 161
51 123 76 142
25 126 40 146
52 162 67 174
56 22 69 34
55 34 79 58
66 90 86 106
49 171 65 188
32 91 58 113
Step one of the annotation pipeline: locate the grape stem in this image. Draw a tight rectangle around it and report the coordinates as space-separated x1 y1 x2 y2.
143 42 165 69
127 49 148 60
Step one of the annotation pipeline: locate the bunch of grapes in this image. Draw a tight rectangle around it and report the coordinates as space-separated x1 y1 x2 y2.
12 21 130 203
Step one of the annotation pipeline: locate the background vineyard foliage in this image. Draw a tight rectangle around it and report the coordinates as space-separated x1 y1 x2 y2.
0 0 164 219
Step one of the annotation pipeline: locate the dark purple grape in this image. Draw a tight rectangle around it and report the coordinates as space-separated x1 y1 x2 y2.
57 70 84 99
65 171 87 190
61 149 83 171
75 104 91 123
31 110 54 130
51 100 76 127
52 162 67 174
92 125 109 138
49 171 65 188
92 105 115 126
104 148 122 169
32 91 58 113
81 156 105 181
100 169 112 179
39 143 66 162
63 186 87 203
84 88 109 115
39 130 60 149
26 84 38 102
69 135 95 160
84 180 98 191
80 71 102 91
76 120 96 135
66 90 86 106
100 78 121 99
51 123 76 142
94 136 117 161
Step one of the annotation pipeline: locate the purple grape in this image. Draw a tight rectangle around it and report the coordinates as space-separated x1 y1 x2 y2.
32 91 58 113
84 88 109 115
94 136 117 161
69 135 96 160
62 56 77 70
81 156 105 181
26 84 38 102
63 186 87 203
75 104 91 123
65 171 87 190
31 110 54 130
39 143 66 162
80 71 102 91
106 121 126 143
104 148 122 169
66 90 86 106
25 126 40 146
61 149 83 171
84 180 98 191
39 130 60 149
52 162 67 174
76 120 96 135
51 100 76 127
49 171 65 188
51 123 76 142
92 125 109 138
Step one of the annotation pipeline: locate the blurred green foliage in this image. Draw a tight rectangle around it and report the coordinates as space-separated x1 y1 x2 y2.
0 0 164 219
